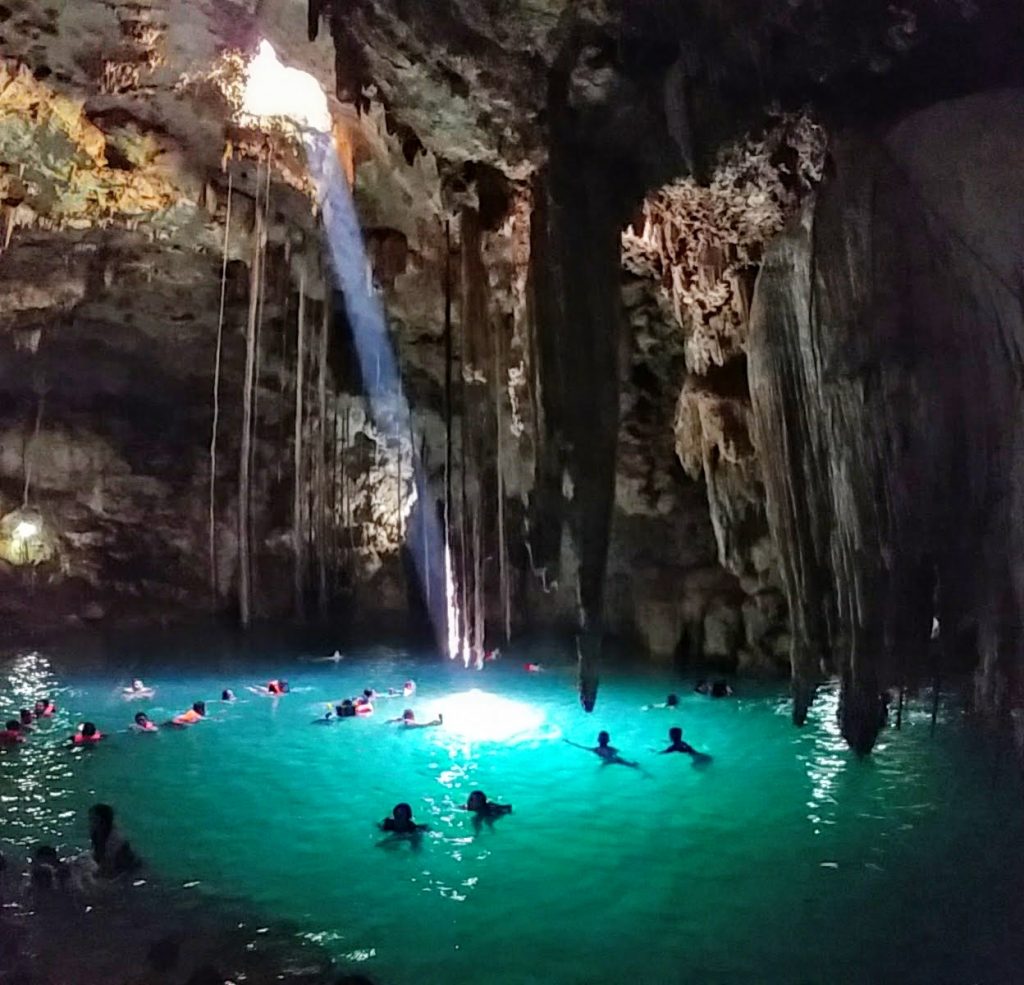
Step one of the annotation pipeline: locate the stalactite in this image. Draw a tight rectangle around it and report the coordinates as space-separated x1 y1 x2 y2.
248 157 273 593
494 312 510 643
21 383 45 509
209 169 233 607
238 205 263 629
317 300 329 618
443 219 456 658
293 274 307 619
416 427 430 609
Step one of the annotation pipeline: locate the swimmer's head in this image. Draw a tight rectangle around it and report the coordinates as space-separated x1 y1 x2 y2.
363 689 374 699
19 708 32 725
82 722 98 738
597 730 610 747
403 680 415 694
132 679 144 690
5 719 20 732
192 701 206 716
669 726 683 742
667 693 679 707
466 790 487 812
279 681 290 693
134 712 149 726
221 689 235 701
402 709 415 721
89 803 114 833
393 803 413 823
34 700 47 714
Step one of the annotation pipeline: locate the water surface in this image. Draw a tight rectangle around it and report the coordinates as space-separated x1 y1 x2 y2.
2 647 1021 984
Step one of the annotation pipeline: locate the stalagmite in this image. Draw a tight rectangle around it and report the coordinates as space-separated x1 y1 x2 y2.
208 170 233 606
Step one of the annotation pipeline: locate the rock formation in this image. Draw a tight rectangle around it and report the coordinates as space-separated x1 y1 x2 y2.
0 0 1022 744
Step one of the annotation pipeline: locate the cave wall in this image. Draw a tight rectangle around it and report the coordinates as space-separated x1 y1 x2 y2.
749 89 1024 751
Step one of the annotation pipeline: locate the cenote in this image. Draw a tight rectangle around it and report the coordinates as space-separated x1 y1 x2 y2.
3 2 1024 984
3 645 1024 984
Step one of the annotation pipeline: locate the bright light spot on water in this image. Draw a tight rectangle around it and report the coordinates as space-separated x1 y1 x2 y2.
434 689 545 743
242 40 330 132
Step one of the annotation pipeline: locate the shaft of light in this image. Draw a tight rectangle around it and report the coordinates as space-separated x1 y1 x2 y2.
302 129 461 660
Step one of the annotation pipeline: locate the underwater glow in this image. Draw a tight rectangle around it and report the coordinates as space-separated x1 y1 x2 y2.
242 40 330 133
433 689 545 743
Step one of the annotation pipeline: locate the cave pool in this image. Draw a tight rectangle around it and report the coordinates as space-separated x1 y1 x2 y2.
2 645 1023 984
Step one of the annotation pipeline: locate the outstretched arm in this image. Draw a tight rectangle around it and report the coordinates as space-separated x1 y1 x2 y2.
563 738 591 751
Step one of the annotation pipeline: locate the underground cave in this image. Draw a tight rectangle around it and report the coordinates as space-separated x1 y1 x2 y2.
1 1 1023 982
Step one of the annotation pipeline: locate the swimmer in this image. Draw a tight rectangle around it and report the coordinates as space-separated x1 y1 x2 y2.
170 701 206 726
221 689 236 702
71 722 103 746
336 698 357 718
89 803 141 876
311 649 345 663
121 679 155 700
380 802 428 835
524 663 543 673
564 731 645 771
643 693 680 711
34 698 55 718
132 712 158 733
386 680 416 698
248 680 289 697
659 726 698 756
386 708 443 729
484 648 501 662
464 790 512 818
0 720 25 745
710 679 733 698
18 709 33 731
353 691 375 716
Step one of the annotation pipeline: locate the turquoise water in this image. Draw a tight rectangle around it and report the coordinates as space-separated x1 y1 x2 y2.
2 646 1023 984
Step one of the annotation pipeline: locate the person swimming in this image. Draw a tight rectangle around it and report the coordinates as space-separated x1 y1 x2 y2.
89 803 141 876
386 708 442 729
353 692 374 716
122 679 154 700
336 699 357 718
660 726 698 755
643 693 680 710
132 712 158 733
221 689 236 702
464 790 512 818
171 701 206 726
386 680 416 698
71 722 103 746
380 802 428 835
18 709 33 731
0 720 25 745
249 680 289 697
524 663 543 673
564 731 643 770
34 699 55 718
695 679 733 698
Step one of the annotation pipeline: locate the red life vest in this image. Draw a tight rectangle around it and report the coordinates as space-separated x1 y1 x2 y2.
73 731 103 745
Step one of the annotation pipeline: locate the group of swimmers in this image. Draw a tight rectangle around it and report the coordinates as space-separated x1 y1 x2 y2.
0 699 56 745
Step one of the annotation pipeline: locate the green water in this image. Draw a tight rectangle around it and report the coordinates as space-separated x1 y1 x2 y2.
2 647 1023 984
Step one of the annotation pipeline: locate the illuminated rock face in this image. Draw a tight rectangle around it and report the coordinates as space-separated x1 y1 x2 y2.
750 90 1024 752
